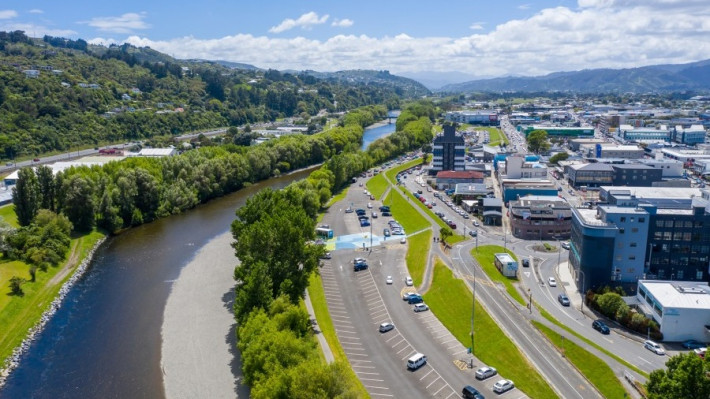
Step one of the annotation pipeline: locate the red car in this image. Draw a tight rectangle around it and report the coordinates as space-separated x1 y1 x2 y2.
33 158 40 162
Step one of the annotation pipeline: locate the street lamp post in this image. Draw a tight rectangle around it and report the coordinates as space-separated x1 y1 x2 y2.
470 258 476 361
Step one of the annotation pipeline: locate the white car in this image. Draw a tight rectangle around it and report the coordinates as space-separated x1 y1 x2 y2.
644 340 665 355
400 237 407 244
548 277 557 287
492 379 514 393
405 276 413 286
379 322 395 333
386 275 393 285
413 303 429 312
367 202 373 208
475 366 497 380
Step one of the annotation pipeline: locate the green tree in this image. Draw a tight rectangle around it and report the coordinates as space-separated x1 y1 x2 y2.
596 292 625 319
61 175 96 231
439 227 453 244
233 261 274 323
549 152 569 164
646 353 710 399
36 165 56 211
9 276 26 296
12 167 40 226
526 130 551 154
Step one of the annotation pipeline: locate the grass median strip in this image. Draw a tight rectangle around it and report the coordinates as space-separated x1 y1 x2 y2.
535 302 649 378
533 321 629 398
406 230 431 287
470 245 526 305
365 174 388 199
384 158 423 183
307 272 370 398
384 188 429 233
423 259 557 399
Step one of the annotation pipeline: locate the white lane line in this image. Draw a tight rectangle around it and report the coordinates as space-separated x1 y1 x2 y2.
426 376 442 389
386 334 402 343
433 383 450 396
364 386 390 391
369 393 394 397
637 356 653 365
402 350 417 360
360 378 385 382
444 391 457 399
345 352 369 357
356 372 381 376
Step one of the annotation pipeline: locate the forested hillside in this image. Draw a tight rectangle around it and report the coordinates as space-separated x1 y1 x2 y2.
0 31 415 162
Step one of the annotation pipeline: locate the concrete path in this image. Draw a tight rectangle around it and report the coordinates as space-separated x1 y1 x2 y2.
304 290 335 363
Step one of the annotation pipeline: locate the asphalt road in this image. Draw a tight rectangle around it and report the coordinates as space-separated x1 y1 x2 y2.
321 177 530 398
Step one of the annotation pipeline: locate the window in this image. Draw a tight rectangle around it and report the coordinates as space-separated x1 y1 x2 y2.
654 232 663 240
616 255 622 261
663 232 672 240
684 221 693 228
630 242 637 247
620 217 626 222
665 220 674 228
630 217 635 222
656 220 664 227
639 217 645 223
619 228 625 234
632 228 639 233
629 256 636 260
697 270 704 280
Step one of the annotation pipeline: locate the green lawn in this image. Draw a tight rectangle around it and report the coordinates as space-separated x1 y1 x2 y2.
0 204 19 228
423 260 556 399
486 127 509 147
326 186 350 208
535 302 649 378
533 321 629 398
406 230 431 287
384 188 429 233
384 158 423 183
0 229 105 363
366 174 388 200
307 272 370 397
471 245 526 305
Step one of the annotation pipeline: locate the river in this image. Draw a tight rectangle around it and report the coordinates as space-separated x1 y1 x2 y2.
360 111 399 151
0 168 315 399
0 118 400 399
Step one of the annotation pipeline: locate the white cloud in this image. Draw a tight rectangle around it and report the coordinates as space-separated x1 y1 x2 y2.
469 22 485 30
269 12 329 33
107 2 710 78
83 12 150 34
518 4 531 10
332 18 354 28
0 10 18 19
28 9 43 14
0 22 76 37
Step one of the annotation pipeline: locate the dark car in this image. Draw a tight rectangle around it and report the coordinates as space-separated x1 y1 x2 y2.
592 319 610 334
522 258 530 267
407 294 423 304
682 340 707 350
462 385 485 399
469 230 477 237
354 261 368 271
355 209 366 216
558 294 570 306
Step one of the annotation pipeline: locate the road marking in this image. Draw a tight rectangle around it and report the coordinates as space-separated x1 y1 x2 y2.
440 337 459 345
433 383 451 396
345 352 369 357
386 334 402 343
419 369 435 380
523 271 531 278
637 356 653 365
359 378 385 382
364 386 390 391
369 393 393 397
356 371 381 376
453 359 468 370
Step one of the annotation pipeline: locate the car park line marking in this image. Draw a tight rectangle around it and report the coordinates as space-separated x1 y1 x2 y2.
369 393 393 397
369 303 386 311
402 350 417 360
345 352 369 357
356 371 381 376
359 377 385 382
419 369 435 380
386 334 402 343
433 383 450 395
452 349 469 356
343 346 366 351
444 392 457 399
330 314 351 320
363 386 390 391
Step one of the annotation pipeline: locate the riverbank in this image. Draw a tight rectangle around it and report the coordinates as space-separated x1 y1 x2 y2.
161 231 247 399
0 233 106 388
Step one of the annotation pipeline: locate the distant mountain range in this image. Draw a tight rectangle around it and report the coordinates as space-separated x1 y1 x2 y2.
439 59 710 93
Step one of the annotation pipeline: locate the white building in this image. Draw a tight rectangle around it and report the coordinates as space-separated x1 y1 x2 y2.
598 144 645 159
503 155 548 179
636 280 710 342
136 148 177 157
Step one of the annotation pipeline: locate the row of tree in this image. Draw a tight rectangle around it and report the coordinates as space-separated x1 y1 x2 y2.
230 101 437 396
11 105 387 234
585 287 662 340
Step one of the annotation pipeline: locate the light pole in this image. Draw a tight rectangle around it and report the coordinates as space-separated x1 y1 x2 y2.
470 258 476 360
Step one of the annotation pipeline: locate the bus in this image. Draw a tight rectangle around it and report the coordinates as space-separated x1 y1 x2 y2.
315 227 334 239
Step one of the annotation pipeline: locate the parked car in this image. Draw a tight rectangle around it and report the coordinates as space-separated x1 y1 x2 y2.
413 303 429 312
407 295 423 304
386 275 393 285
522 258 529 267
548 277 557 287
694 347 707 358
345 207 353 213
462 385 485 399
383 228 390 237
475 366 497 380
558 293 570 306
592 319 610 334
371 212 378 218
561 242 571 250
405 276 413 286
379 322 394 333
402 292 420 301
320 252 332 260
682 340 707 350
644 340 665 355
492 379 514 393
400 237 407 244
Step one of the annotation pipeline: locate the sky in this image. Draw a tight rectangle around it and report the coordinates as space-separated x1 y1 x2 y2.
1 0 710 81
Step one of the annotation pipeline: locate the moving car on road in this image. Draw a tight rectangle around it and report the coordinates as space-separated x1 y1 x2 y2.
558 293 570 306
592 319 610 334
386 275 393 285
644 340 665 355
548 277 557 287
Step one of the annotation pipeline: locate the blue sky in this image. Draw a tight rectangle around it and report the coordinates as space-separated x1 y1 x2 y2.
1 1 709 80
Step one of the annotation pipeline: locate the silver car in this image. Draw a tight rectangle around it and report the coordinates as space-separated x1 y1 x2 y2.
493 379 514 393
475 366 497 380
379 322 394 333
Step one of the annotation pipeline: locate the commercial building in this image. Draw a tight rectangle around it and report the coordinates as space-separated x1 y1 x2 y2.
435 170 484 190
522 125 595 137
500 180 558 203
481 198 503 226
566 163 614 188
618 125 671 142
444 110 499 126
502 155 548 179
509 196 572 240
611 164 663 187
453 183 489 200
431 125 465 174
569 138 606 151
596 144 645 160
635 159 684 178
661 148 710 164
568 187 710 293
634 280 710 342
672 125 707 145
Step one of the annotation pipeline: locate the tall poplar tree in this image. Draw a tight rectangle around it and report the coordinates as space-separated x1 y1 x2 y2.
12 167 40 226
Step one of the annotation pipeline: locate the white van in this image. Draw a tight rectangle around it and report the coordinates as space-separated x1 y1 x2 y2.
407 353 427 370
